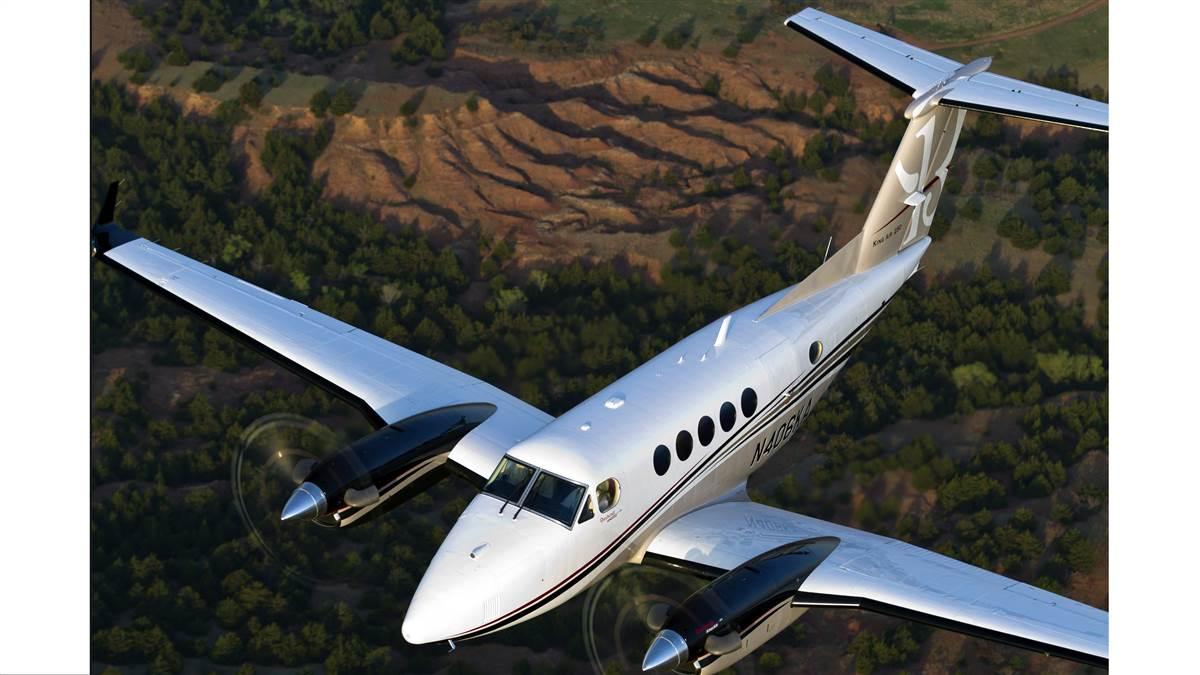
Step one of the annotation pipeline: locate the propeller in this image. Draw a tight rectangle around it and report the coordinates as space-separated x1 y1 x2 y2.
580 565 706 675
231 413 347 585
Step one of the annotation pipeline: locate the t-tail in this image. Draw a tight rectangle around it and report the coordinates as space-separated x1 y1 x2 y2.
761 8 1108 319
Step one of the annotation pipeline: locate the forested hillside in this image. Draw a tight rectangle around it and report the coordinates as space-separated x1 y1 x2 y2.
91 1 1108 673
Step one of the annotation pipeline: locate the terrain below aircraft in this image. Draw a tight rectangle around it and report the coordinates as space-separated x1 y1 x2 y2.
91 8 1109 673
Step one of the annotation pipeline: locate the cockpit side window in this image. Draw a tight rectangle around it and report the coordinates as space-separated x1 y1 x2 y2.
482 456 536 503
523 472 586 527
596 478 621 513
578 495 596 524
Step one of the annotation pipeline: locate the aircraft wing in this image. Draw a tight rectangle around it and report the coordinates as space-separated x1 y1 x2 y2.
92 186 552 463
644 500 1107 667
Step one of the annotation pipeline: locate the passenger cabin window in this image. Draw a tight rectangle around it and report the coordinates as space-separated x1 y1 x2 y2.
676 430 693 461
809 340 823 364
483 457 535 503
741 387 758 417
596 478 621 513
720 401 737 432
653 444 671 476
524 472 586 527
698 416 715 446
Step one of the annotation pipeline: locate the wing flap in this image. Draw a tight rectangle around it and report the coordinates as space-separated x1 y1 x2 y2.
645 501 1107 666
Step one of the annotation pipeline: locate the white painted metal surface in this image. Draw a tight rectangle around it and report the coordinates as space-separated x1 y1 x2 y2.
786 8 1108 131
646 501 1107 661
103 238 552 475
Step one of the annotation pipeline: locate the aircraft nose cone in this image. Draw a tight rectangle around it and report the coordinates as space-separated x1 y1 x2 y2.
402 585 460 644
642 629 688 671
280 482 327 521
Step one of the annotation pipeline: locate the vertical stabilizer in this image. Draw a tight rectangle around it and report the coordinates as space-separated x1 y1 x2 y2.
855 106 965 273
758 8 1108 320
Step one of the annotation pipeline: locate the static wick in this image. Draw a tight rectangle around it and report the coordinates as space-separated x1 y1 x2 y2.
823 236 833 263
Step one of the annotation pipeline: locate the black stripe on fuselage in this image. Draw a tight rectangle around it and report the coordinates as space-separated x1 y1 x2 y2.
96 232 389 429
791 592 1108 668
450 301 891 639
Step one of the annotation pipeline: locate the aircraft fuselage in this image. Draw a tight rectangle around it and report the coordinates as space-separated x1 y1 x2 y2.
400 239 929 643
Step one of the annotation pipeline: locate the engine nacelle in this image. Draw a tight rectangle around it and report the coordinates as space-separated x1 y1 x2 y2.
280 403 497 527
642 537 840 672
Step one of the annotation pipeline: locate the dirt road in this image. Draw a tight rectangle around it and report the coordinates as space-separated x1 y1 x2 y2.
891 0 1107 51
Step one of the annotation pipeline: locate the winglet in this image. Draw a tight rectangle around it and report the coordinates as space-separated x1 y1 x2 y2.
91 180 139 256
95 181 120 227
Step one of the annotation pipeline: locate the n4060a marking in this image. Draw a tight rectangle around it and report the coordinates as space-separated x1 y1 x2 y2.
751 399 813 466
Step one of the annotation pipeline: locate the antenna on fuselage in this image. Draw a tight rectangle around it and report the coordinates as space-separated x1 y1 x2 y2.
713 315 731 348
823 236 833 262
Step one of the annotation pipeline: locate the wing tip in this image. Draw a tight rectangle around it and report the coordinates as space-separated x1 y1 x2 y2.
94 180 122 227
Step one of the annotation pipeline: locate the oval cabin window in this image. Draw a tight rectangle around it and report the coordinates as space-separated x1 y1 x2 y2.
698 416 715 446
676 430 693 461
596 478 621 513
653 444 671 476
741 387 757 417
809 340 823 364
720 401 736 432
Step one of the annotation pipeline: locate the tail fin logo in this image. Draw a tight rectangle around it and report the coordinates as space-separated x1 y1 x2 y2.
895 110 964 246
894 116 937 195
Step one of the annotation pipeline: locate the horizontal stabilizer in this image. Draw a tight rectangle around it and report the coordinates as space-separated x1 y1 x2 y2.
785 8 1108 132
937 73 1107 131
785 8 960 93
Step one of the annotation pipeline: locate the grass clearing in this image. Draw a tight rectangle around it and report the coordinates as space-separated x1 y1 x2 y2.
477 0 778 46
473 1 1097 48
925 189 1107 322
942 4 1108 89
262 72 336 108
144 61 212 90
822 0 1094 44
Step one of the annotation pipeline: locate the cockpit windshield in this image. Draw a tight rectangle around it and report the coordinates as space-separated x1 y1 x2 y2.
481 456 586 528
482 457 535 502
523 472 586 527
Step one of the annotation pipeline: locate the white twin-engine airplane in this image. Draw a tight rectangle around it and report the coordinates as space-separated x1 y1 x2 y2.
91 8 1109 673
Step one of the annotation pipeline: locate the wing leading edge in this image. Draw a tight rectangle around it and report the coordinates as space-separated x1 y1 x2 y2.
92 186 551 474
645 500 1107 667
